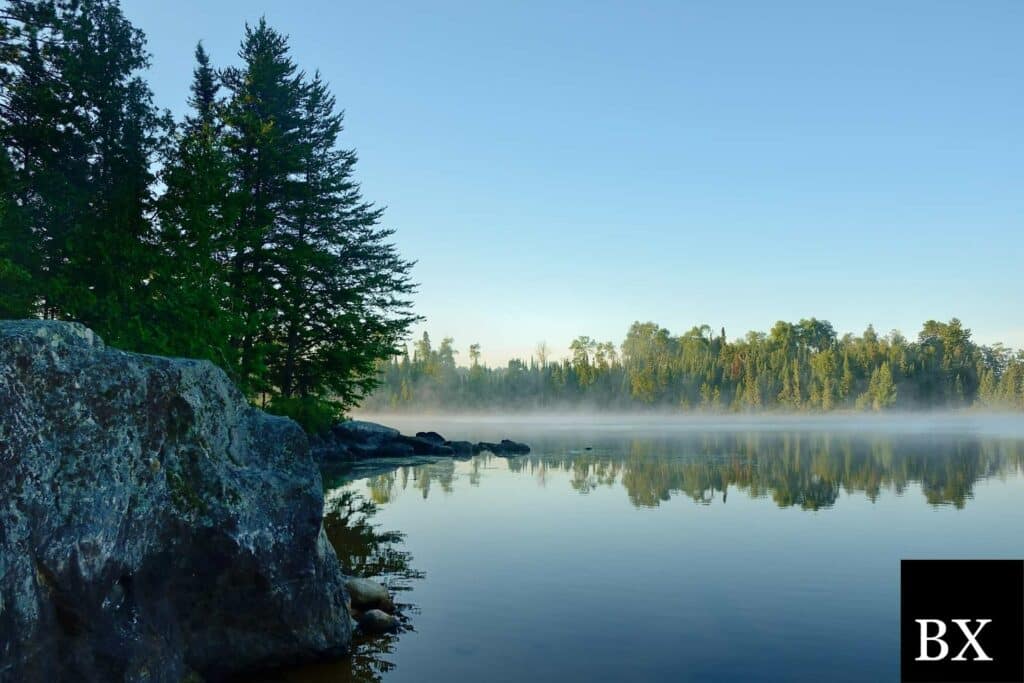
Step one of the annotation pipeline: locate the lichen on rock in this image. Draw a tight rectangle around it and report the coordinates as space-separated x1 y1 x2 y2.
0 320 352 681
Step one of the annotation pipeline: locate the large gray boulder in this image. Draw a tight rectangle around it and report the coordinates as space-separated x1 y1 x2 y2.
0 321 351 681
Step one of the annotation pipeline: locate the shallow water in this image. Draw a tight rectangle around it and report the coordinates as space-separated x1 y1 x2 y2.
291 416 1024 682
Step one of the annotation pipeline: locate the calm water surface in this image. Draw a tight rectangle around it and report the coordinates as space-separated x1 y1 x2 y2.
286 416 1024 683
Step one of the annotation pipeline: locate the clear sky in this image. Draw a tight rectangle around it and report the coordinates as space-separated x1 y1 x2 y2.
122 0 1023 365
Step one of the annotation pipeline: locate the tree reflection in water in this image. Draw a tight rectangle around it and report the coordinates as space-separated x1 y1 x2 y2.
270 431 1022 681
362 432 1024 511
255 485 423 683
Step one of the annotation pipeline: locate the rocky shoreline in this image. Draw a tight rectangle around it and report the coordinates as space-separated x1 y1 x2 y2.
311 419 530 463
0 320 528 681
312 420 531 483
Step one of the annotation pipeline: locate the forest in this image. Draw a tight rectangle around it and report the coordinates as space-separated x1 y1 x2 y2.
0 1 416 429
363 318 1024 412
3 2 1021 424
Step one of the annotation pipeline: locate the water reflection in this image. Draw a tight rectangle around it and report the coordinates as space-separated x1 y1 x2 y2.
305 428 1024 683
360 432 1024 511
259 489 424 683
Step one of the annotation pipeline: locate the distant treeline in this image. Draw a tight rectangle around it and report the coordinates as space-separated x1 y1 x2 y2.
364 319 1024 412
0 2 416 429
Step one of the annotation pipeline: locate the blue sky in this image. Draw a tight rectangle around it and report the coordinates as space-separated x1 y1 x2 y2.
123 0 1023 365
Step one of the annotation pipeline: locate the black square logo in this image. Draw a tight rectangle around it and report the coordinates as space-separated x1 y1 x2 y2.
902 560 1024 682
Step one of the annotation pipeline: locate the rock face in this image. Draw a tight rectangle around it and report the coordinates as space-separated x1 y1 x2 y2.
0 321 351 681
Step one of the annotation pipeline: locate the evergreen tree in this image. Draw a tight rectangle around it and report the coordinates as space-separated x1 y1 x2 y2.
219 20 416 419
0 0 166 342
268 69 416 414
840 352 854 401
0 144 34 316
220 19 308 394
150 42 239 368
870 362 897 411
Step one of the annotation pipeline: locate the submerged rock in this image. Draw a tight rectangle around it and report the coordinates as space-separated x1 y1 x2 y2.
0 320 351 681
357 609 401 635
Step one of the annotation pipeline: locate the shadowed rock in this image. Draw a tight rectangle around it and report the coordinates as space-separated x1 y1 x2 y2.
474 439 531 456
312 422 458 462
357 609 401 635
311 421 530 469
415 431 446 444
0 320 351 681
445 440 476 455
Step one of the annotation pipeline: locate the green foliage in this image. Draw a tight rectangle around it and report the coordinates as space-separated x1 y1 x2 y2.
0 147 34 317
0 0 168 330
266 395 341 435
365 318 1024 413
1 8 417 432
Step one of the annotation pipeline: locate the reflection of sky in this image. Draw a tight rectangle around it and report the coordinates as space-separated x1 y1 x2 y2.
332 426 1024 682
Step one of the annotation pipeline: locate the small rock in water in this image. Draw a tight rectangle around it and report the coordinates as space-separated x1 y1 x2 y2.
345 577 393 611
499 439 531 454
476 439 531 456
404 434 455 455
445 440 475 455
358 609 401 635
415 431 446 444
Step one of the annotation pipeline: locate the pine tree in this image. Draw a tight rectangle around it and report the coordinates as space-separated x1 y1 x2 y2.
2 1 88 318
277 69 415 412
221 19 308 394
869 362 897 411
840 352 854 402
0 145 34 316
977 366 997 407
220 20 417 420
150 43 239 368
1 0 166 341
778 359 793 406
821 376 834 411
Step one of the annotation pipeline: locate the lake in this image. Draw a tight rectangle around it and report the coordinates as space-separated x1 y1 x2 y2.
281 415 1024 682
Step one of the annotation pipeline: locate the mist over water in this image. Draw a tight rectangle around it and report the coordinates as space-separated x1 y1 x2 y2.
294 414 1024 682
356 410 1024 439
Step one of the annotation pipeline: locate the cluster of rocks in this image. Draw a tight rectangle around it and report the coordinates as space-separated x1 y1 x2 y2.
310 420 530 464
344 577 401 635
